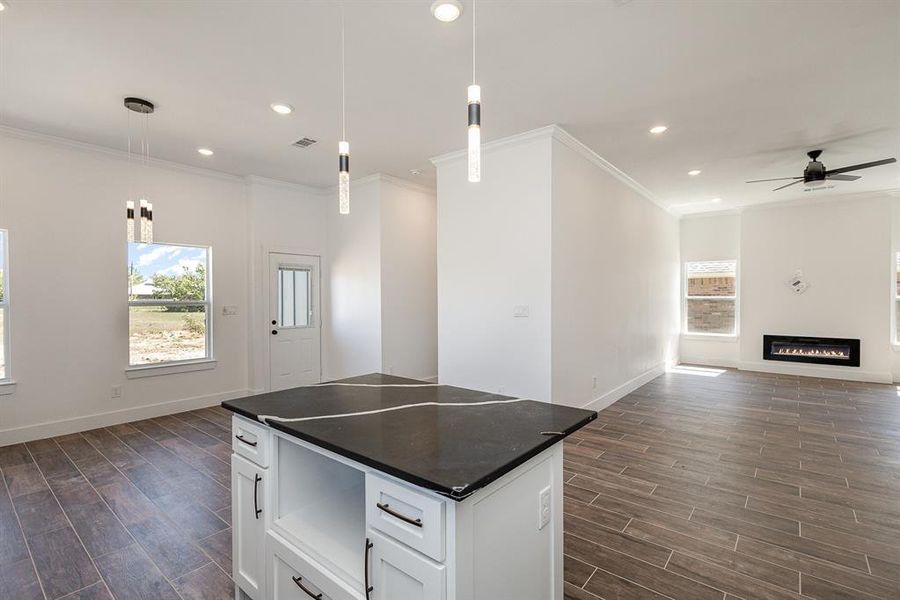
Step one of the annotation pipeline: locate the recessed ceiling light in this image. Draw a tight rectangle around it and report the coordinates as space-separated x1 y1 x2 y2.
431 0 462 22
649 125 668 134
710 197 721 203
197 148 214 156
270 103 294 115
410 169 422 176
688 169 701 176
0 2 7 11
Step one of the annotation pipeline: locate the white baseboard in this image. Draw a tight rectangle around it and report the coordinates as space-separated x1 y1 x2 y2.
738 360 892 384
422 375 439 383
580 363 666 412
0 388 251 446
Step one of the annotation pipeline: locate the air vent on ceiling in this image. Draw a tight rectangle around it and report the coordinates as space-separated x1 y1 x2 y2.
292 137 317 148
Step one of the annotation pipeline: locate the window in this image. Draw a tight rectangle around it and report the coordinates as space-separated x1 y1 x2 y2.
277 266 311 328
684 260 737 335
0 230 9 380
128 242 211 366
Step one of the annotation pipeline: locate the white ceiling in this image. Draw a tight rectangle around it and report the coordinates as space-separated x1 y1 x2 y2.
2 0 898 213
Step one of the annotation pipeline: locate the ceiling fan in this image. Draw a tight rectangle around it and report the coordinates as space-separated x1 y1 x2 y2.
746 150 897 191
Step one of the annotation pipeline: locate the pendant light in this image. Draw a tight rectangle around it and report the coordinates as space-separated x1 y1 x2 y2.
467 0 481 183
338 5 350 215
124 97 155 243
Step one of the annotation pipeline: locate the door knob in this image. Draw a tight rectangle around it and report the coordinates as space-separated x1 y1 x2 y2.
271 320 276 325
271 330 278 335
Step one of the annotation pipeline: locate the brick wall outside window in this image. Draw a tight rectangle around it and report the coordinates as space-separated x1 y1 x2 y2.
685 261 736 334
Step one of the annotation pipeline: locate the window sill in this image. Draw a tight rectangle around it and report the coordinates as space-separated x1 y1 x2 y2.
682 333 739 343
0 381 17 395
126 359 217 379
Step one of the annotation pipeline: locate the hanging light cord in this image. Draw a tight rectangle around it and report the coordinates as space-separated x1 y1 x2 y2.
472 0 476 83
341 2 346 141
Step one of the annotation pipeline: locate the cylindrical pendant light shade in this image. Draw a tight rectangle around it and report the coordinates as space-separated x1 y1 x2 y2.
467 84 481 183
338 141 350 215
126 200 135 243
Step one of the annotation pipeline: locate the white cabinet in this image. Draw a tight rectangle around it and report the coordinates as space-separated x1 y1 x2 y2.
233 454 267 599
367 530 445 600
231 422 564 600
267 533 358 600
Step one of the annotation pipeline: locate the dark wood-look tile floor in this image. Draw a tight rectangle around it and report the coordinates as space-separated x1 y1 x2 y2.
563 368 900 600
0 407 235 600
3 368 900 599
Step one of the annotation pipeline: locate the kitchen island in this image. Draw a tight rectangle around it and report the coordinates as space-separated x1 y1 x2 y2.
222 374 596 600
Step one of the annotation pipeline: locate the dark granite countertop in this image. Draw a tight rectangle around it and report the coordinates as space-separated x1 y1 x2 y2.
222 373 596 500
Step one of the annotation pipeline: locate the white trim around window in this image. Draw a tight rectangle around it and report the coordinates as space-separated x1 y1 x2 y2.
0 230 11 386
127 241 214 372
683 259 739 337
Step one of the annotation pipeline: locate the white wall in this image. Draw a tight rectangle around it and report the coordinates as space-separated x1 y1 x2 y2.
551 137 680 409
322 175 438 381
0 131 250 444
380 177 438 381
322 178 384 380
680 194 897 382
247 176 327 392
679 214 741 367
0 130 439 443
435 132 554 401
740 197 892 381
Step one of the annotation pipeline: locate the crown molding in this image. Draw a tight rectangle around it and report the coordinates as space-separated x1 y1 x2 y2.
548 125 666 213
378 173 436 196
0 124 247 184
429 124 666 213
319 172 433 196
244 174 323 196
429 125 558 165
736 187 900 214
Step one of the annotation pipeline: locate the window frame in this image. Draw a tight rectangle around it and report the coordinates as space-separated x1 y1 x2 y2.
126 241 214 371
682 259 739 338
0 230 11 383
894 251 900 346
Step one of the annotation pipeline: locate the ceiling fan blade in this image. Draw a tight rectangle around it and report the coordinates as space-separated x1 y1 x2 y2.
826 174 861 181
746 177 802 184
825 157 897 176
772 180 803 191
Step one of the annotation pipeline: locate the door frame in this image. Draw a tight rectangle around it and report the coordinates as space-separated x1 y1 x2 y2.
262 246 323 391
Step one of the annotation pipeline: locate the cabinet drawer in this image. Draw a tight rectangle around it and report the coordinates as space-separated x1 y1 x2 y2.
233 415 270 468
365 474 445 562
368 530 445 600
267 533 360 600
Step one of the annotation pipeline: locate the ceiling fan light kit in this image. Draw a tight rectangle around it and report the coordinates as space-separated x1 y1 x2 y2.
746 149 896 192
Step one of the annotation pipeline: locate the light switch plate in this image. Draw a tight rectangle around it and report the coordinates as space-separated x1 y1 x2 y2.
539 485 551 530
513 305 530 318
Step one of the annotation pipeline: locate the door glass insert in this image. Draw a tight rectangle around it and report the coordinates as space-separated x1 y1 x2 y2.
277 267 311 328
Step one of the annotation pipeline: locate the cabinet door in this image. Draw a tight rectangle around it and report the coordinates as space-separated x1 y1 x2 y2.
368 530 445 600
233 454 266 599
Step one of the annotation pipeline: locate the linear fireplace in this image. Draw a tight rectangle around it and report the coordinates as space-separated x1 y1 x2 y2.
763 335 860 367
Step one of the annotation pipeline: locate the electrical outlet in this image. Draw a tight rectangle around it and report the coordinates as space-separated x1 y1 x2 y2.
111 385 122 399
591 376 598 390
222 305 239 316
538 485 551 530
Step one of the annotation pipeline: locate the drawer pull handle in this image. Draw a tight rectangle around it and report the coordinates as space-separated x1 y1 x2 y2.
292 575 323 599
253 474 262 519
235 434 258 447
376 502 422 527
364 538 374 600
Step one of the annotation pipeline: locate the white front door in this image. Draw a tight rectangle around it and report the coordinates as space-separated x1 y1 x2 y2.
269 253 321 391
